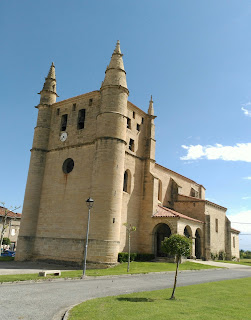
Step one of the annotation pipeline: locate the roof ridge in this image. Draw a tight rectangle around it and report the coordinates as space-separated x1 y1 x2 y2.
156 205 203 223
155 164 205 188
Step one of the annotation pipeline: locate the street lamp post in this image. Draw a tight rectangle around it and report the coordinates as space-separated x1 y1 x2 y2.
82 197 94 278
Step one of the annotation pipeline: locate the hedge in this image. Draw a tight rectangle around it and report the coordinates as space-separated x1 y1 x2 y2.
118 252 155 262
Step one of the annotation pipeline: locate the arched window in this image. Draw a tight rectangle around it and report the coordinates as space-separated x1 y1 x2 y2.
158 179 162 202
184 226 192 238
123 170 131 193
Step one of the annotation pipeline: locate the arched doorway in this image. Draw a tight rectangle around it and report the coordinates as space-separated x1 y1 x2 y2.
155 224 171 257
184 226 192 258
195 229 202 259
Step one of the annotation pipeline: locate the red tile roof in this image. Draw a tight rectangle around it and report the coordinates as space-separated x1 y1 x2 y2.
231 228 240 234
0 206 21 219
152 205 203 223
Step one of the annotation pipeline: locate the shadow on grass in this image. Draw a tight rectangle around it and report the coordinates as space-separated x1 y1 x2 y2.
117 297 155 303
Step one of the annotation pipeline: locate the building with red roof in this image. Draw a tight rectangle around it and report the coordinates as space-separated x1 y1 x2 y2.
0 206 21 250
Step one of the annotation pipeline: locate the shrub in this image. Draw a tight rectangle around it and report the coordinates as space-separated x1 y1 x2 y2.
211 252 218 261
218 251 226 260
134 253 155 261
118 252 155 263
2 238 11 246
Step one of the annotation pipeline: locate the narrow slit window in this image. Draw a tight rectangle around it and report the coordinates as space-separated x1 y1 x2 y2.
56 108 60 115
129 139 134 151
141 117 144 124
89 99 93 106
136 124 140 131
127 118 131 129
158 179 162 201
215 218 218 233
77 109 86 130
133 111 135 119
123 171 128 192
123 170 131 193
72 103 76 111
61 114 68 131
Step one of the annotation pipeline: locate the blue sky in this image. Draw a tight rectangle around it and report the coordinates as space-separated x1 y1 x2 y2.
1 1 251 250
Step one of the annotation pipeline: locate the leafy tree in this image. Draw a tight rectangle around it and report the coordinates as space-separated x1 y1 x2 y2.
162 234 191 300
240 250 251 259
123 223 136 272
2 237 11 246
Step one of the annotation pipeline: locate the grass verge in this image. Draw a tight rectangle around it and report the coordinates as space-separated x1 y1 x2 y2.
0 257 15 262
0 261 218 283
215 259 251 266
68 277 251 320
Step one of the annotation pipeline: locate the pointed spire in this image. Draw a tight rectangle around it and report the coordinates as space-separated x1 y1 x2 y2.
101 41 128 91
46 62 56 80
148 95 154 115
40 62 58 95
114 40 121 54
38 62 58 104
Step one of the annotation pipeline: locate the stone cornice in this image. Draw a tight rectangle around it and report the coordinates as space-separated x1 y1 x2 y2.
100 84 129 95
30 148 47 153
96 111 127 119
52 91 100 107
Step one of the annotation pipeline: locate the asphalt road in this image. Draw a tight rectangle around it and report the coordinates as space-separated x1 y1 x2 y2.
1 266 251 320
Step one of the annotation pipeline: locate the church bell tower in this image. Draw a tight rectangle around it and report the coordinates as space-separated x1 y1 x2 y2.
88 41 129 263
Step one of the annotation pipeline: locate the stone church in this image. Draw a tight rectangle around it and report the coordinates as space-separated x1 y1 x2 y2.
16 41 239 265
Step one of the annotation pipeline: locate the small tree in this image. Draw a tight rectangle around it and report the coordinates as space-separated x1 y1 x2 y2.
2 237 11 246
162 234 191 300
123 223 136 272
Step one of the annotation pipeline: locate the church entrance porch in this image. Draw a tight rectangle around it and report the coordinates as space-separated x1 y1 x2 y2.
154 223 172 257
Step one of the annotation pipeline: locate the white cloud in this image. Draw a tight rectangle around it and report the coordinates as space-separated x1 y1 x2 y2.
181 143 251 162
229 210 251 234
244 177 251 180
242 196 251 200
242 102 251 107
241 107 251 117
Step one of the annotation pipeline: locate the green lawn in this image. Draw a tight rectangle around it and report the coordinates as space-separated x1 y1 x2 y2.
0 257 15 262
68 277 251 320
0 261 218 283
216 259 251 266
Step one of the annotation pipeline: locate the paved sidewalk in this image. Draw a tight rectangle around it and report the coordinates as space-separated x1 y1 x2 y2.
191 260 251 269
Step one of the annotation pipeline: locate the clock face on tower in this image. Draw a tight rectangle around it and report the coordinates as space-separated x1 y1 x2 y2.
60 132 68 142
